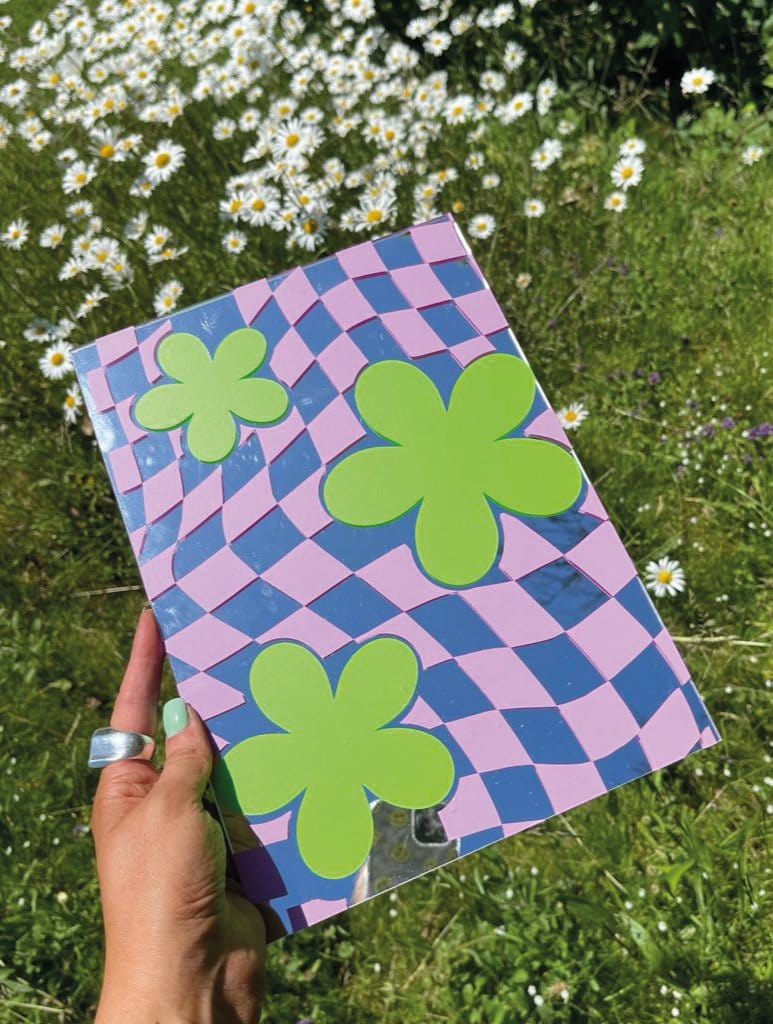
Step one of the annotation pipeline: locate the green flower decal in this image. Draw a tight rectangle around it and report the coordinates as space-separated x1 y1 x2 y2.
133 327 289 463
322 353 583 586
212 638 455 880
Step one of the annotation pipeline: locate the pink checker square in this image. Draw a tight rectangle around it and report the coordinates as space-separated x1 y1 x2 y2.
255 407 305 463
447 710 531 772
177 672 245 720
462 581 563 647
178 469 223 540
262 540 350 604
232 278 271 325
401 695 443 729
143 460 184 523
379 308 447 357
579 482 609 522
251 811 292 847
221 466 273 542
317 333 368 391
411 220 466 263
143 546 176 600
307 395 366 462
301 898 349 927
281 468 332 537
177 547 257 612
337 240 387 278
654 628 691 685
525 409 572 449
565 520 638 597
454 289 508 335
259 607 351 658
499 514 562 582
456 647 555 709
438 774 503 840
129 526 146 558
535 762 606 815
390 264 450 307
450 335 496 367
96 325 137 366
322 279 375 331
272 267 319 324
108 444 141 493
115 396 147 444
358 613 451 668
86 366 115 413
560 683 639 760
165 615 251 670
638 689 701 771
138 320 172 383
269 328 315 387
357 544 448 611
568 600 652 679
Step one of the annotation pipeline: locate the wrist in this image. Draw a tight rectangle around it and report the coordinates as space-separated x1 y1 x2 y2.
96 957 219 1024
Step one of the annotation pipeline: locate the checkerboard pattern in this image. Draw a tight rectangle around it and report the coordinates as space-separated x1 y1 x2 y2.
73 213 719 938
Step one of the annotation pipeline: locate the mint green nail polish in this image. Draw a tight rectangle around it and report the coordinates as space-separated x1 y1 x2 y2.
163 698 189 738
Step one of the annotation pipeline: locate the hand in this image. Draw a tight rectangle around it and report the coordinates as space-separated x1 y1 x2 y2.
91 608 267 1024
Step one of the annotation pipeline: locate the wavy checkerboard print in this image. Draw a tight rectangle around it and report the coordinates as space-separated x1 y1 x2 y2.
73 214 719 937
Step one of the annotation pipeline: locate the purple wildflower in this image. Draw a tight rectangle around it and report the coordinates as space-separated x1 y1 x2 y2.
721 416 735 429
748 422 773 439
701 424 715 439
648 371 661 385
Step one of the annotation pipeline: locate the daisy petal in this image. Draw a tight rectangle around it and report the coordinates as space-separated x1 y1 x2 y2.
250 642 333 733
229 377 289 424
361 727 455 809
449 353 535 440
212 732 306 816
213 327 267 380
334 638 418 731
323 445 422 525
296 781 374 878
156 331 211 382
133 382 192 431
415 487 499 585
484 438 582 515
185 407 237 462
354 359 445 444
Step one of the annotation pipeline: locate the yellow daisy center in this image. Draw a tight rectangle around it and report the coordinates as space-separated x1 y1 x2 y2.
366 209 383 223
657 569 673 584
75 171 87 184
285 132 300 147
65 395 75 407
252 197 265 211
154 152 171 167
692 76 703 86
452 200 464 212
303 218 317 234
565 409 578 421
51 352 64 366
99 143 115 158
621 166 633 179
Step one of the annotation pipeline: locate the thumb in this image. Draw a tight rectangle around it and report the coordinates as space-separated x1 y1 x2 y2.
156 698 213 809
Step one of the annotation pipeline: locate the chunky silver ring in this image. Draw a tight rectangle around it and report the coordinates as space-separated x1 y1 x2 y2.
88 727 155 769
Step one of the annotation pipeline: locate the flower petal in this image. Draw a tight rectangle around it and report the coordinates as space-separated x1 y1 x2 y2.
185 407 237 462
228 377 289 425
323 445 422 526
213 327 267 380
449 353 535 440
212 732 306 816
334 637 418 731
415 486 499 585
296 781 374 878
133 382 193 432
249 642 333 733
361 727 455 809
484 438 583 515
156 331 212 383
354 359 445 445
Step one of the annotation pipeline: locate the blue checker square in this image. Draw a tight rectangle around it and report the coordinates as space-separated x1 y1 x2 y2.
152 585 206 635
681 680 713 734
72 344 100 374
252 297 290 347
518 507 599 553
166 654 199 683
518 559 608 629
139 504 182 562
459 825 506 856
482 765 554 823
420 302 477 345
208 642 260 698
173 512 226 578
595 736 652 791
93 408 125 453
133 432 176 481
291 363 338 423
105 349 148 403
427 724 475 777
269 431 321 500
304 256 347 294
516 634 604 703
315 515 414 570
295 302 341 354
412 596 503 656
431 258 484 297
118 486 146 533
374 231 422 269
355 274 410 313
212 578 300 637
501 708 590 764
180 448 221 492
231 508 304 574
220 435 265 499
420 660 494 721
612 644 679 726
615 578 663 637
309 576 400 637
411 351 464 405
169 293 244 356
348 319 404 363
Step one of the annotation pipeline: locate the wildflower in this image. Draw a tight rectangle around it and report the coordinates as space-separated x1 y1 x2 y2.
644 558 686 598
536 78 557 115
40 224 66 248
152 281 183 317
62 160 96 194
468 214 495 239
516 272 532 289
531 138 562 171
63 383 83 423
1 219 29 249
222 229 247 254
143 139 186 184
604 192 627 213
681 67 715 95
524 198 545 218
611 156 643 190
619 137 646 156
499 91 532 123
39 341 74 380
741 145 764 166
557 402 588 430
557 119 576 135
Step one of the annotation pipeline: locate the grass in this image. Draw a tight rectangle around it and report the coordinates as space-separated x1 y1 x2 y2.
1 105 772 1023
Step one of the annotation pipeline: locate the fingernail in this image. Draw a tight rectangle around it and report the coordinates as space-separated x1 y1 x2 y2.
163 698 189 738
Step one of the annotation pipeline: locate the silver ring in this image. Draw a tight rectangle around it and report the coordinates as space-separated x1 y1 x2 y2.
88 727 155 769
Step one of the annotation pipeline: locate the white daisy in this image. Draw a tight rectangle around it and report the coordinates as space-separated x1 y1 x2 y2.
143 139 186 184
644 557 686 598
62 161 97 194
40 224 66 248
516 272 532 289
468 213 495 239
557 401 588 430
741 145 764 166
619 137 646 157
680 67 715 95
524 198 545 218
611 156 643 190
62 382 83 424
499 91 532 123
39 341 74 380
604 191 627 213
153 282 183 317
222 229 247 254
2 219 29 249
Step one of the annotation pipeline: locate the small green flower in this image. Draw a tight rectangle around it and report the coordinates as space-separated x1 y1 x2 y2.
133 327 289 463
212 638 455 880
322 353 583 586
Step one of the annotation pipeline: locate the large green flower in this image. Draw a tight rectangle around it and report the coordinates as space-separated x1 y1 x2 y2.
322 353 582 586
133 327 289 463
212 638 455 880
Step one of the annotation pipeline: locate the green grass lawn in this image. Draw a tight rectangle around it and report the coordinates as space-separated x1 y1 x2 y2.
1 112 771 1022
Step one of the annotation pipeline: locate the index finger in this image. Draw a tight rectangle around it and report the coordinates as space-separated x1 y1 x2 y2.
110 606 165 737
